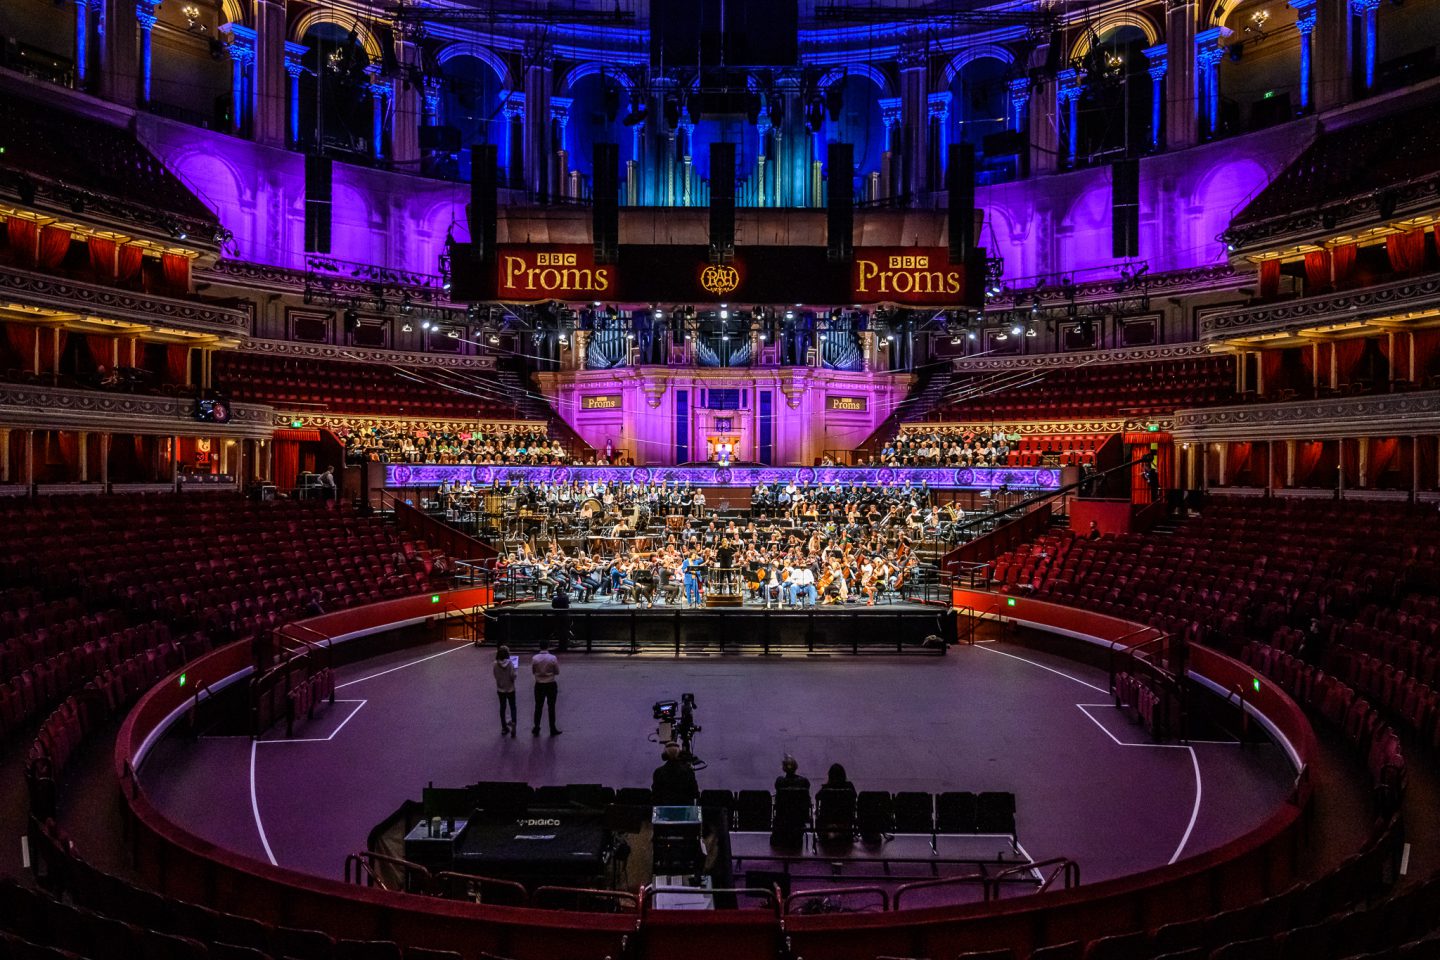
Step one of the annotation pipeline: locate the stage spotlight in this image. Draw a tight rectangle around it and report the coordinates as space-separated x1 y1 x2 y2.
401 321 413 332
1031 297 1041 314
442 279 451 292
653 308 663 319
421 320 432 331
401 295 414 314
558 332 569 344
1010 323 1023 336
968 331 977 340
720 309 729 320
784 309 794 320
488 333 500 345
721 333 729 341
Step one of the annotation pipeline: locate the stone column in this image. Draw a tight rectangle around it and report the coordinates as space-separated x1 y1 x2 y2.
1292 0 1318 111
1350 0 1381 92
284 45 307 146
0 428 9 482
1028 74 1058 173
101 0 139 104
550 96 572 198
75 0 92 88
365 68 391 162
1007 77 1029 133
100 433 110 488
502 94 525 188
391 36 423 169
78 432 88 482
250 0 287 146
1314 0 1356 112
754 114 771 206
1143 44 1167 150
523 43 554 200
135 1 160 105
1195 28 1228 139
678 113 695 206
928 92 951 188
1165 0 1200 149
224 26 257 136
898 45 929 201
879 97 901 198
1056 69 1081 167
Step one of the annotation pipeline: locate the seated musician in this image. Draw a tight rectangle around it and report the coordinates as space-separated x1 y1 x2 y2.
765 568 786 608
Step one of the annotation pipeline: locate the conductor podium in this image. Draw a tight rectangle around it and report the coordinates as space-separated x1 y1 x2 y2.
703 567 744 607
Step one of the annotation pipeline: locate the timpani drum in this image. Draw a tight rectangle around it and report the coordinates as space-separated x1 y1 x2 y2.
665 514 685 532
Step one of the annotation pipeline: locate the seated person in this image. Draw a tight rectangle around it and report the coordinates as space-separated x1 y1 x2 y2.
815 763 858 846
652 742 700 806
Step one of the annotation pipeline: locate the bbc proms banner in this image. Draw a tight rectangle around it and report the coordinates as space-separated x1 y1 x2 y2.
451 244 982 307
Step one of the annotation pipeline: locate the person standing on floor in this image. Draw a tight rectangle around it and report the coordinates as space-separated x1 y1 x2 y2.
531 638 562 737
493 644 518 737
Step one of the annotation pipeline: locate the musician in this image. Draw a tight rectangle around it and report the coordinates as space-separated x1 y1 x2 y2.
788 564 817 608
680 549 705 606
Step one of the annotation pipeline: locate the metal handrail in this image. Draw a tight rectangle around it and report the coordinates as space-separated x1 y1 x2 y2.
344 851 432 891
430 871 529 906
639 884 780 917
531 886 640 912
892 872 989 910
984 858 1080 900
783 885 890 914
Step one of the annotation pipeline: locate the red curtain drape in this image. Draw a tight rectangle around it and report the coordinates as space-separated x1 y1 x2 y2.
87 236 118 280
1332 243 1357 289
1334 338 1366 384
118 244 143 282
160 253 190 293
1380 333 1407 385
7 218 38 267
1341 439 1359 488
1388 229 1427 275
1228 443 1252 486
38 226 71 270
1370 438 1400 485
1261 351 1284 395
165 345 190 384
274 442 301 490
1258 259 1281 300
1295 442 1324 485
1304 250 1332 293
1413 330 1440 383
85 335 115 371
4 323 38 370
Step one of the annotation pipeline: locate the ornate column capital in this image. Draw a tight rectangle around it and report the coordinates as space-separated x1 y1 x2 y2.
502 91 526 121
927 90 952 121
284 41 308 78
135 0 160 31
1055 68 1082 103
364 65 391 100
1194 26 1230 68
879 96 903 128
1007 76 1031 106
898 43 928 70
549 95 573 126
1142 43 1168 76
423 75 443 115
1348 0 1380 13
223 23 257 65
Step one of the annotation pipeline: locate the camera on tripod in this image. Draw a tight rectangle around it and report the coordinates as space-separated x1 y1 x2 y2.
652 693 702 767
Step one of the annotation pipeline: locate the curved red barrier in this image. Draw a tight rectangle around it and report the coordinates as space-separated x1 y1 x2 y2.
114 586 1318 960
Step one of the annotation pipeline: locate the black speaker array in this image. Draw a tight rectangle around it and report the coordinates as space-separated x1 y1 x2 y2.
593 142 620 264
1112 158 1140 259
826 142 854 262
469 143 499 263
303 154 331 254
709 141 735 261
947 143 976 264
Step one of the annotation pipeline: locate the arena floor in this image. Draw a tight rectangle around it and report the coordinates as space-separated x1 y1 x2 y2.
139 634 1298 890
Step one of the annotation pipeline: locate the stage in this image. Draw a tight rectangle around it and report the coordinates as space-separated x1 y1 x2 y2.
486 599 956 655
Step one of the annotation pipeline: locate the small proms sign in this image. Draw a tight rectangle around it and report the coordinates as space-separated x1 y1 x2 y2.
852 248 966 305
497 245 614 299
826 395 869 412
581 394 623 410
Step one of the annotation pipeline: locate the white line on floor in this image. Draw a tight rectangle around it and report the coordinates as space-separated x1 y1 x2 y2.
249 741 278 866
335 642 471 689
975 644 1110 693
257 700 368 744
1074 703 1203 864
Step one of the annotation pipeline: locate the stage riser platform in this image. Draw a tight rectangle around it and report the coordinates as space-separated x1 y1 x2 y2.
488 607 952 655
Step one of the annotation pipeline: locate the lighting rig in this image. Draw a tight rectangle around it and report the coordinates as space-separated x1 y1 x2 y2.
979 261 1154 342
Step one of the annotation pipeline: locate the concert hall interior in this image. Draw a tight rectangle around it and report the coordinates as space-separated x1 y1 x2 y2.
3 0 1440 958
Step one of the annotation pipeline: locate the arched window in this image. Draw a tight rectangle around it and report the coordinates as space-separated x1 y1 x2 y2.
826 74 887 199
436 53 509 182
564 70 622 183
297 22 372 158
949 56 1014 182
1075 25 1153 163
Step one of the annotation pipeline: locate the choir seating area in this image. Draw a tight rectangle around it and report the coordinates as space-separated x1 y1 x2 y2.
927 358 1235 422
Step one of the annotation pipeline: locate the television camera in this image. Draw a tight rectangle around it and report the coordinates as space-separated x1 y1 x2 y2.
652 693 704 769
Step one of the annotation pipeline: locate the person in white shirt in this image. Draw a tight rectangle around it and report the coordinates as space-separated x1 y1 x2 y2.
788 565 817 607
531 638 561 736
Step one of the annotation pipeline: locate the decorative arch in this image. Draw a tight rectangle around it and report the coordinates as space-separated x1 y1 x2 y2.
220 0 247 27
290 10 383 61
942 44 1015 88
560 61 634 92
437 42 515 91
818 63 892 96
1069 12 1161 61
